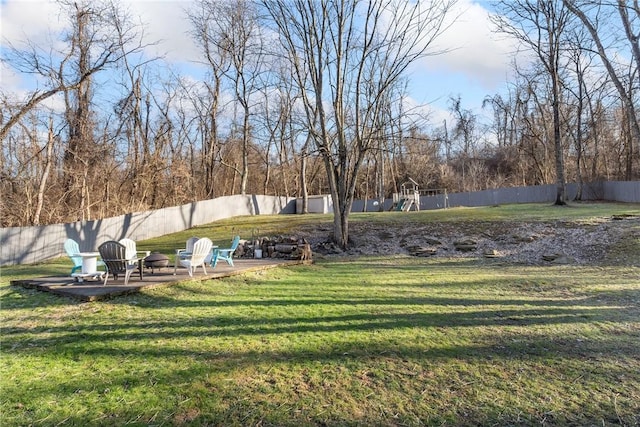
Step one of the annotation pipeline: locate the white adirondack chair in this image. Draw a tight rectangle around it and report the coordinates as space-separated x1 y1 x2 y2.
178 237 213 277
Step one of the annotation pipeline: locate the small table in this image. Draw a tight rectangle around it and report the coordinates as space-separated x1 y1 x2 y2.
71 252 105 282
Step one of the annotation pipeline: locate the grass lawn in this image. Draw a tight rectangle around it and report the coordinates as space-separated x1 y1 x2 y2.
1 203 639 426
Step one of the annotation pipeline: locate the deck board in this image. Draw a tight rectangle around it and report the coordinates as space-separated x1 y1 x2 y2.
11 258 308 302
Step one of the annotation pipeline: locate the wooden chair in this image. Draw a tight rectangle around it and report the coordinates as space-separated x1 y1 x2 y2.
98 240 142 286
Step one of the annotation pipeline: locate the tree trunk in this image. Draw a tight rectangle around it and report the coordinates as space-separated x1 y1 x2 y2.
552 75 566 206
241 103 250 195
299 140 309 214
33 117 55 225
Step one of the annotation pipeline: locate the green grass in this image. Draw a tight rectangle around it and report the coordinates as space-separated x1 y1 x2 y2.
1 203 639 426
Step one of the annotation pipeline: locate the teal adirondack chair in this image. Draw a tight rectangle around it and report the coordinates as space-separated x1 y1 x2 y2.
64 238 105 274
211 235 240 268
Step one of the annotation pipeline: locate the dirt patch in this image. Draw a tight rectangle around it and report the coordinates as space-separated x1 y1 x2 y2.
296 215 640 266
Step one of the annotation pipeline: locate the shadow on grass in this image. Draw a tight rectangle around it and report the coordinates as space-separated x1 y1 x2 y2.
3 264 639 426
3 292 637 357
2 320 638 426
114 288 637 311
0 285 74 309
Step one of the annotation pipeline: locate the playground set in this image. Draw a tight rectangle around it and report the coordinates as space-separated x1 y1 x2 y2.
390 178 448 211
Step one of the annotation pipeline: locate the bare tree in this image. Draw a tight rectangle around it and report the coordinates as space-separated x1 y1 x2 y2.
2 0 149 221
0 110 60 226
562 25 599 199
493 0 572 205
188 0 266 196
187 0 231 198
0 0 146 144
256 62 301 196
448 95 480 190
263 0 456 248
563 0 640 179
223 1 265 195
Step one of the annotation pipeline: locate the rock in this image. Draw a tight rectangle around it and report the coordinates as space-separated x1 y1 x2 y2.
483 249 500 258
454 239 477 251
316 241 343 255
612 214 638 220
542 253 573 263
407 246 437 257
552 255 574 264
424 237 442 245
513 234 536 243
378 231 394 239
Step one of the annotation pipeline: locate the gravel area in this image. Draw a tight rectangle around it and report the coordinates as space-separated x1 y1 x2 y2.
298 215 640 266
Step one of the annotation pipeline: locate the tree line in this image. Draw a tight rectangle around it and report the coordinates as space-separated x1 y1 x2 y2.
1 0 638 248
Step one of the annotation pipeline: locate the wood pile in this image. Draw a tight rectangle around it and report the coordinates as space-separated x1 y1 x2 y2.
238 236 312 261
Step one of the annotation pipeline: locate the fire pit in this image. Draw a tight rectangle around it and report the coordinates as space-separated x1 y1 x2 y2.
144 252 170 273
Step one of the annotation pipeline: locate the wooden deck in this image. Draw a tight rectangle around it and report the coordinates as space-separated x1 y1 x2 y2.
11 258 308 302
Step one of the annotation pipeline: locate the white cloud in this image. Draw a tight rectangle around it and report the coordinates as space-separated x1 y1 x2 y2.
1 0 206 96
1 0 517 121
402 0 526 118
123 0 201 65
0 59 21 91
0 0 64 49
1 1 62 100
421 0 518 90
0 1 201 64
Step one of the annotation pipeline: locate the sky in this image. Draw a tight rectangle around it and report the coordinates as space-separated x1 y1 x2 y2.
0 0 520 127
